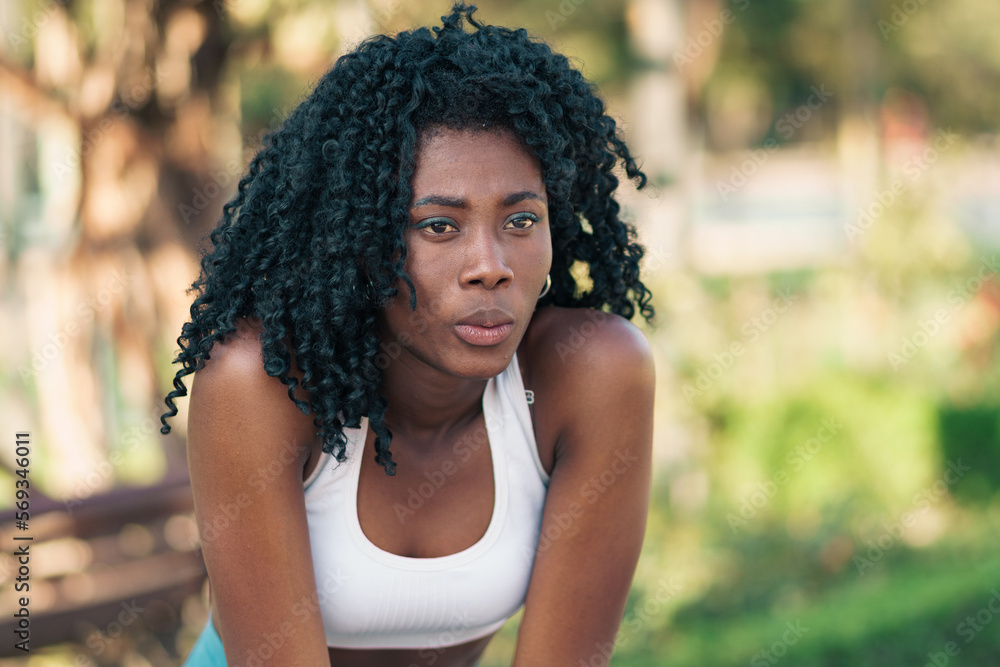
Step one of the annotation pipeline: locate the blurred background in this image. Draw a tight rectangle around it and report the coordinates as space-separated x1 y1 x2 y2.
2 0 1000 664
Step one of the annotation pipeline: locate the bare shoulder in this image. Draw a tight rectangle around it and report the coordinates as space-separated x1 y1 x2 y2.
190 317 315 461
522 306 655 455
524 305 654 384
193 317 267 388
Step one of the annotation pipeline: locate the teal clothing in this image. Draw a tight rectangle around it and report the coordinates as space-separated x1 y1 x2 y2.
182 613 482 665
182 614 226 666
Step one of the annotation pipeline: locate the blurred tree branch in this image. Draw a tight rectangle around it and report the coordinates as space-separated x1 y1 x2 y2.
0 54 72 125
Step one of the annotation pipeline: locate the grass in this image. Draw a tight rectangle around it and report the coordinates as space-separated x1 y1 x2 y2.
614 536 1000 666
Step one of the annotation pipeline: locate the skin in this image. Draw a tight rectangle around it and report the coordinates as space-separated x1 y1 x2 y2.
187 127 655 666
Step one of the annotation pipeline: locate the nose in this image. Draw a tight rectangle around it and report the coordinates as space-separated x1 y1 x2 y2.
460 229 513 290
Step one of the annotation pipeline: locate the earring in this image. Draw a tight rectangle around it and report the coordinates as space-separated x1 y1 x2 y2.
539 274 551 298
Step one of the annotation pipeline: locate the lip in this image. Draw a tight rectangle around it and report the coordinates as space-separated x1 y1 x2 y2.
455 308 515 328
454 309 515 346
454 322 515 346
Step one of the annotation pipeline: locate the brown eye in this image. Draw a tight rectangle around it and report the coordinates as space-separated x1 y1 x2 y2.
503 213 539 230
414 218 458 234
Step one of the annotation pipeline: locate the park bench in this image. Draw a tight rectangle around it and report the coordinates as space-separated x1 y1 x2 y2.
0 471 206 660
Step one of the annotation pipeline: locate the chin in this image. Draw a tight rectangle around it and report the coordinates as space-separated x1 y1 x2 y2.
442 342 517 380
455 354 514 381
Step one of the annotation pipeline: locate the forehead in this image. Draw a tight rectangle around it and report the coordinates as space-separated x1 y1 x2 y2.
410 128 545 200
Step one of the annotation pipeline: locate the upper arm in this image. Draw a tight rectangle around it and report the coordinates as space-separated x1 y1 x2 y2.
187 321 331 666
513 310 655 665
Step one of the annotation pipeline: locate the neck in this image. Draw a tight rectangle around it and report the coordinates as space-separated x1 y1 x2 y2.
377 350 489 444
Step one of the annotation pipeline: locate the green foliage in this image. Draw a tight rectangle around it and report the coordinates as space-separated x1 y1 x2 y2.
236 65 310 136
705 0 1000 142
627 251 1000 663
937 403 1000 504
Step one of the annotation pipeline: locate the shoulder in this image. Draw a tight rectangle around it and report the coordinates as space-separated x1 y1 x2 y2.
521 306 655 455
523 305 654 382
193 317 270 397
195 317 266 384
190 317 315 446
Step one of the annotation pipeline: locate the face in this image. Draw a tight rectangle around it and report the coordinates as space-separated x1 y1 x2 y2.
376 127 552 380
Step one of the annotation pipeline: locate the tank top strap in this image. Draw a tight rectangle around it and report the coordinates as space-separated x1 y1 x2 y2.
486 351 550 485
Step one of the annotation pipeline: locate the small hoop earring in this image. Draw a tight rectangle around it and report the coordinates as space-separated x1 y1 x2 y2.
539 274 551 298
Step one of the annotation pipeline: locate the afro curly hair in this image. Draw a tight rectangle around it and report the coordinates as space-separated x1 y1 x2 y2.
160 2 654 476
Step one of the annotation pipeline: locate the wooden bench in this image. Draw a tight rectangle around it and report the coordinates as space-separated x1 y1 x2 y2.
0 471 207 658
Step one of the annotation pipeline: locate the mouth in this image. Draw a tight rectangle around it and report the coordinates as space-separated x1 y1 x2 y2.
454 309 516 347
453 322 515 346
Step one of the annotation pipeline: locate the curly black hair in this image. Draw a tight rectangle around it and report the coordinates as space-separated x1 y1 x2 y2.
160 2 654 476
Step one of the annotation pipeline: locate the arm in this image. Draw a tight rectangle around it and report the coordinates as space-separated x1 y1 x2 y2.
512 312 655 665
187 320 331 666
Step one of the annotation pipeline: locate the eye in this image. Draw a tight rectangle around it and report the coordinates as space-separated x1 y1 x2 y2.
414 217 458 234
503 212 539 231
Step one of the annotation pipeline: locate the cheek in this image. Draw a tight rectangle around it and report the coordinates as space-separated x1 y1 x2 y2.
525 229 552 274
405 305 430 335
539 235 553 266
404 250 456 316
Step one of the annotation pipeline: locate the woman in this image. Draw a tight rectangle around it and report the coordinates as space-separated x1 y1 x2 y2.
161 4 656 665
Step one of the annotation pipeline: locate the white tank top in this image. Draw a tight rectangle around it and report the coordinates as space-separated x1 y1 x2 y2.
302 351 550 649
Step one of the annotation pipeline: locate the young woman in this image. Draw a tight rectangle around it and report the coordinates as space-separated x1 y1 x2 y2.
161 4 656 665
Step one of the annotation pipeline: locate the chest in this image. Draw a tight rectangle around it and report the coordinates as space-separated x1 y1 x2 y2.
306 355 558 560
356 413 498 559
301 410 548 648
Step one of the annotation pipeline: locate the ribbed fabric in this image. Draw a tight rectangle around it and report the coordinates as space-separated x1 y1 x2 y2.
302 351 549 649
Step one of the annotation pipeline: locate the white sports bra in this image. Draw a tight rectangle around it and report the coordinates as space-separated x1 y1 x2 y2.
302 351 550 649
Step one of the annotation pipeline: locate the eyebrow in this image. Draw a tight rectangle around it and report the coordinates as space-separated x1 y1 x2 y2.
410 190 545 208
